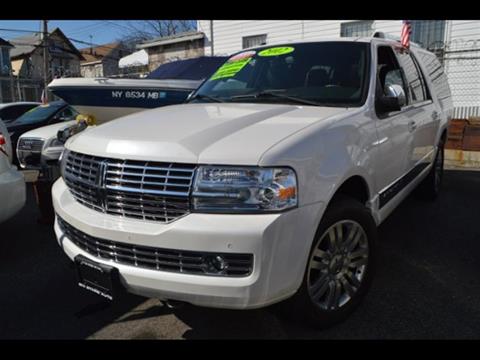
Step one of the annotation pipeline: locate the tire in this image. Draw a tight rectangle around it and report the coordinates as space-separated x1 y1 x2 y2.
280 195 378 329
415 137 445 201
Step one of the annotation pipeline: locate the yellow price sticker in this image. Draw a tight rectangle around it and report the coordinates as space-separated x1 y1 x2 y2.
258 47 295 57
210 57 252 81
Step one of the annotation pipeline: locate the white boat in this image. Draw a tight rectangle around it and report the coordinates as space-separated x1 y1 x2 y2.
48 56 227 124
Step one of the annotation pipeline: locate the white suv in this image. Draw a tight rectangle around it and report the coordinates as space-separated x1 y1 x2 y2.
52 38 452 327
0 120 26 223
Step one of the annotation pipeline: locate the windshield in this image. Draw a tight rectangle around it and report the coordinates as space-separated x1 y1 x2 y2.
12 103 63 126
192 42 370 107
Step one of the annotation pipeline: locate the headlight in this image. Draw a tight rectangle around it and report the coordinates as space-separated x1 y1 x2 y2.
192 166 297 213
47 138 64 148
59 148 69 178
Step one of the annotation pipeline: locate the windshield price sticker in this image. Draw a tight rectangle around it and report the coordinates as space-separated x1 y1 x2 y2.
258 47 295 57
210 51 256 80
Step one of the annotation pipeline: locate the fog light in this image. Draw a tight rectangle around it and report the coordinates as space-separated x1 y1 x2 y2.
204 255 227 273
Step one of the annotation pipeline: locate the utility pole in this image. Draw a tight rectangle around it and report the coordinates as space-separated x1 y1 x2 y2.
210 20 214 56
9 68 15 102
42 20 49 103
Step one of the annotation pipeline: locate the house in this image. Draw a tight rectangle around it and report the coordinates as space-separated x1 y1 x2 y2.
0 37 14 103
9 27 84 101
136 31 205 72
80 42 126 78
198 20 480 120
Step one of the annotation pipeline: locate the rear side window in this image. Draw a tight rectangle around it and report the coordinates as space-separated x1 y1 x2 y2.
0 105 35 120
415 51 451 101
395 51 429 104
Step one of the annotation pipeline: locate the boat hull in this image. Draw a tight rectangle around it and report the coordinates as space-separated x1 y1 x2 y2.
48 78 200 124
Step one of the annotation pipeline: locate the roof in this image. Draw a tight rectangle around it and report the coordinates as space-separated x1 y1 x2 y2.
137 31 205 49
9 32 41 58
236 36 424 53
79 42 122 64
0 37 13 48
146 56 228 80
0 101 40 109
9 28 84 60
119 49 148 68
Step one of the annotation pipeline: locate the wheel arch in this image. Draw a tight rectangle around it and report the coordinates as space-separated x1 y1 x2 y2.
329 174 371 207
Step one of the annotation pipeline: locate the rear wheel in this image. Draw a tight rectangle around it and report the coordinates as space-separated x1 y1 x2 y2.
415 137 445 201
282 195 377 329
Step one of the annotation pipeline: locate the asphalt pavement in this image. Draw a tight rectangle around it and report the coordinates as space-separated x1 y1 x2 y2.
1 170 480 339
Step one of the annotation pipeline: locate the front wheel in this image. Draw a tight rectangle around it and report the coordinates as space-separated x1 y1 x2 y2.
281 195 377 329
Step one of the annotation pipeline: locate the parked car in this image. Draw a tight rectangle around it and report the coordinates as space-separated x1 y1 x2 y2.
17 121 77 174
6 101 78 165
0 102 40 125
52 37 453 327
0 119 26 224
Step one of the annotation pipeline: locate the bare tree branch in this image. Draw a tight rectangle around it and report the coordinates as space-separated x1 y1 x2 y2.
116 20 196 44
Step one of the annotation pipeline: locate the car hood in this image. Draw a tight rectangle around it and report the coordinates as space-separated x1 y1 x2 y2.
67 103 355 165
19 121 76 140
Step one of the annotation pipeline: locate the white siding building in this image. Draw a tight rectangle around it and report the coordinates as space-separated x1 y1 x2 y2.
198 20 480 119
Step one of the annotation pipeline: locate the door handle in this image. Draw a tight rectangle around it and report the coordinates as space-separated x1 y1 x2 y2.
408 120 417 132
431 111 439 120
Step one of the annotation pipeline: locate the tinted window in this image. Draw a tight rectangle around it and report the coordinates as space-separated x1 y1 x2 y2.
377 46 407 96
57 106 78 121
194 42 370 107
0 105 36 121
12 103 64 126
396 51 428 103
416 50 451 101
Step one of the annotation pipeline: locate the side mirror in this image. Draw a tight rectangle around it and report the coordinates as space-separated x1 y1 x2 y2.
57 128 70 144
57 121 88 144
377 84 406 113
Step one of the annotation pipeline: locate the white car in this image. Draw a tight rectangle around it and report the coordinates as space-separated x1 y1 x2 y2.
16 121 77 182
0 119 26 223
52 36 453 327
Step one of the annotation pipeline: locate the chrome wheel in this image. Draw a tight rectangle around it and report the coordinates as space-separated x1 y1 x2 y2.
307 220 369 311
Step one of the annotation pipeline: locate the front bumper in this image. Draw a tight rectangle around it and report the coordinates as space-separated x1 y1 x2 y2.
0 166 26 223
18 143 63 182
52 178 325 309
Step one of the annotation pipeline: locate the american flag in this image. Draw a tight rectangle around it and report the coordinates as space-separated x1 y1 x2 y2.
401 20 412 49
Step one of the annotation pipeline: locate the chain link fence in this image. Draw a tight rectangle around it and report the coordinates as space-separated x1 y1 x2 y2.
429 39 480 120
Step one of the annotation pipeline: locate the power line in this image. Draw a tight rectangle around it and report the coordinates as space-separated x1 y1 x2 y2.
0 26 130 53
0 27 43 35
69 22 109 36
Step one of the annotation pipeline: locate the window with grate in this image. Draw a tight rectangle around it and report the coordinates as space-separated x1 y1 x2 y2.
242 34 267 49
340 21 374 38
411 20 446 51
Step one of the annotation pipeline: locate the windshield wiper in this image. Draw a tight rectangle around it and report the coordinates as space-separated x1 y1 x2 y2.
188 93 225 103
229 90 323 106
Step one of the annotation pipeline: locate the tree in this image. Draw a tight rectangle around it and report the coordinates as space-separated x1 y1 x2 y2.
116 20 196 45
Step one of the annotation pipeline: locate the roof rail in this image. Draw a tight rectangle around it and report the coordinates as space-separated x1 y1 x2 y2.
372 31 421 48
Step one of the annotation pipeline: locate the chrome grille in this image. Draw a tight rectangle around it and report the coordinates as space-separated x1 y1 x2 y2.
18 138 44 152
58 216 253 277
63 151 196 223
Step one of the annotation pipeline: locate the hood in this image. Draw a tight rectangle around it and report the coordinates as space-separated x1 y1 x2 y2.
67 103 354 165
19 120 77 141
